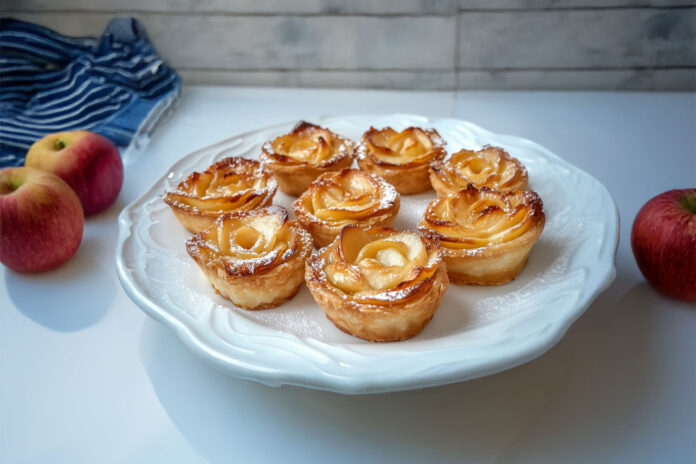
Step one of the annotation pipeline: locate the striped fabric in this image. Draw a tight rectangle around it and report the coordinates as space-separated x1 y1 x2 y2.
0 17 181 167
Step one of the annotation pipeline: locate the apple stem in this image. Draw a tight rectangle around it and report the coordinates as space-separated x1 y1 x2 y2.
53 139 66 150
0 178 20 194
681 193 696 214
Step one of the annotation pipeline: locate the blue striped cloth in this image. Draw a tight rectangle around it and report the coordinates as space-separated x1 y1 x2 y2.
0 17 181 167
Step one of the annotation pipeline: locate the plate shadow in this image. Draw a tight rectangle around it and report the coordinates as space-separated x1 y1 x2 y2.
138 280 666 463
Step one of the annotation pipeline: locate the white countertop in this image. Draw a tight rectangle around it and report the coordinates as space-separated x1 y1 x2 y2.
2 87 695 464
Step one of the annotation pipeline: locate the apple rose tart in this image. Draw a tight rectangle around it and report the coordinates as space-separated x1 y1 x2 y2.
418 186 545 285
293 168 400 247
306 226 448 342
355 126 446 195
164 157 277 233
186 206 313 310
260 121 354 196
430 145 528 196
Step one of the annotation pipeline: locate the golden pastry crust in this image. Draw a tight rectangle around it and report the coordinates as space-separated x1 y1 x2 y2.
418 185 545 285
260 121 354 196
293 169 400 248
305 225 449 342
186 206 313 310
430 145 528 196
164 157 277 233
355 126 446 195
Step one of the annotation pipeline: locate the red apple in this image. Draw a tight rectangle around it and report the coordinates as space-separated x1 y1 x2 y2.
0 167 84 272
25 130 123 216
631 188 696 302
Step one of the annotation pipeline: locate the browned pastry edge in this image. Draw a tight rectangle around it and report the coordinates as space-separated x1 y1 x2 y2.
214 279 303 310
262 156 353 196
429 145 528 196
356 157 435 195
260 122 355 196
355 126 446 195
186 206 313 309
445 256 529 286
292 169 401 247
304 226 449 342
164 156 277 233
306 262 449 342
418 187 545 285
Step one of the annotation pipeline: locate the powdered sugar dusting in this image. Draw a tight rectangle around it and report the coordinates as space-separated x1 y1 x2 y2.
119 114 617 394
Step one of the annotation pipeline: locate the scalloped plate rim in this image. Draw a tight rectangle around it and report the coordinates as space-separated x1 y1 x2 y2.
116 114 619 394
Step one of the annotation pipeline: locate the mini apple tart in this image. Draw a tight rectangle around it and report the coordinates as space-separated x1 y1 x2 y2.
305 226 448 342
164 157 277 233
186 206 313 309
429 145 528 196
418 186 545 285
293 169 400 247
260 121 354 196
355 126 446 195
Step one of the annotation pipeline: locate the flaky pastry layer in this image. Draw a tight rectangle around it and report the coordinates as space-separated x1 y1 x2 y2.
429 145 528 196
293 169 400 247
305 225 448 341
164 157 277 233
418 186 545 285
260 121 354 196
356 126 446 195
187 206 313 309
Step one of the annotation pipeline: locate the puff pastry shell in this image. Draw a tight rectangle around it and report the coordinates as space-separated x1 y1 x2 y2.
356 126 446 195
429 145 528 196
305 226 448 342
293 168 400 247
164 157 277 233
418 186 545 285
186 206 313 310
260 121 354 196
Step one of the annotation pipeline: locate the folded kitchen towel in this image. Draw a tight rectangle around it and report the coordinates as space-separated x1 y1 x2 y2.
0 17 181 167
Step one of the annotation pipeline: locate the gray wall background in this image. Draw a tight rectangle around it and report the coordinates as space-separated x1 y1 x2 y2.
3 0 695 90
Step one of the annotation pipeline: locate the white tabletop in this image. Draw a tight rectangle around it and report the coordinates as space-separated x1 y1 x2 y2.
2 87 695 464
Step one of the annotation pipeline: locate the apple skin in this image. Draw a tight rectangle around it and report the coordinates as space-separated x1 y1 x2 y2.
25 130 123 216
0 167 84 273
631 188 696 302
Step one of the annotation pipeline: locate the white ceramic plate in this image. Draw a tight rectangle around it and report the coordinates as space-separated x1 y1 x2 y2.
116 114 618 394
